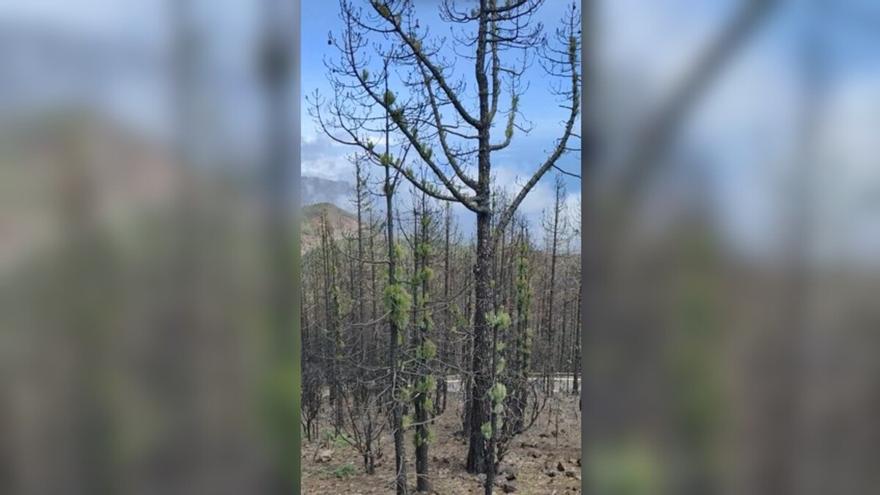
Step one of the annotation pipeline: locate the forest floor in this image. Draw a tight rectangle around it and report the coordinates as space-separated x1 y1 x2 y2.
302 392 582 494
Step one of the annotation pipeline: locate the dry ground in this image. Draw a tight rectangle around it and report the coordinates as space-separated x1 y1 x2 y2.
302 392 582 494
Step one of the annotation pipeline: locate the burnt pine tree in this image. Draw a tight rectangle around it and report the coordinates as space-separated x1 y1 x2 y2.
314 54 422 494
376 154 411 493
318 210 345 433
411 193 437 492
540 175 569 394
345 155 389 475
435 202 453 415
310 0 581 474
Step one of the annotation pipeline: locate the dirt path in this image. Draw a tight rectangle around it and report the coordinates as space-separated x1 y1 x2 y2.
302 393 582 494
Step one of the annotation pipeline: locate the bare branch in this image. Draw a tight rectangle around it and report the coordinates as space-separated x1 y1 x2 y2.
495 3 580 240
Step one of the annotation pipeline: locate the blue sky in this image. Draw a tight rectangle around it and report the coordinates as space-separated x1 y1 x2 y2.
299 0 880 259
2 0 877 261
300 0 584 234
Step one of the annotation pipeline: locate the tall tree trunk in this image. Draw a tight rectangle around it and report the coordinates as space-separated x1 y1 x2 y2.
382 68 408 493
369 209 379 369
543 178 562 394
510 223 532 433
469 1 494 474
467 209 493 474
437 204 451 415
386 189 408 495
413 200 432 493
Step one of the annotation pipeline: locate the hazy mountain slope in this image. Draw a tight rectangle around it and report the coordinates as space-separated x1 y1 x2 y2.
300 202 358 253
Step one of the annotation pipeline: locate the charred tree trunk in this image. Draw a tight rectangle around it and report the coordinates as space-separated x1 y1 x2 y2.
380 69 408 493
467 208 493 475
436 203 452 415
413 199 433 493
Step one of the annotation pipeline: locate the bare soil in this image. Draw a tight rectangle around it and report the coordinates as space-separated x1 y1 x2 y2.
302 393 582 494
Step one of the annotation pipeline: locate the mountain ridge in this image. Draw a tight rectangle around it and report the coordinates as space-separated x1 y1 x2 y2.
300 201 358 253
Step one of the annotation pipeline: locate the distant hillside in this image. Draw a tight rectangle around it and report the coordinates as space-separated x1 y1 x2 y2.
300 202 358 253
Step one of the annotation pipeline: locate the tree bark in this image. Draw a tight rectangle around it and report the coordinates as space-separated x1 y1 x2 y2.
467 209 493 474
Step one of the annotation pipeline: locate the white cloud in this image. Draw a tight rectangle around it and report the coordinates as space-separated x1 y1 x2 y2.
300 134 355 182
491 165 582 238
